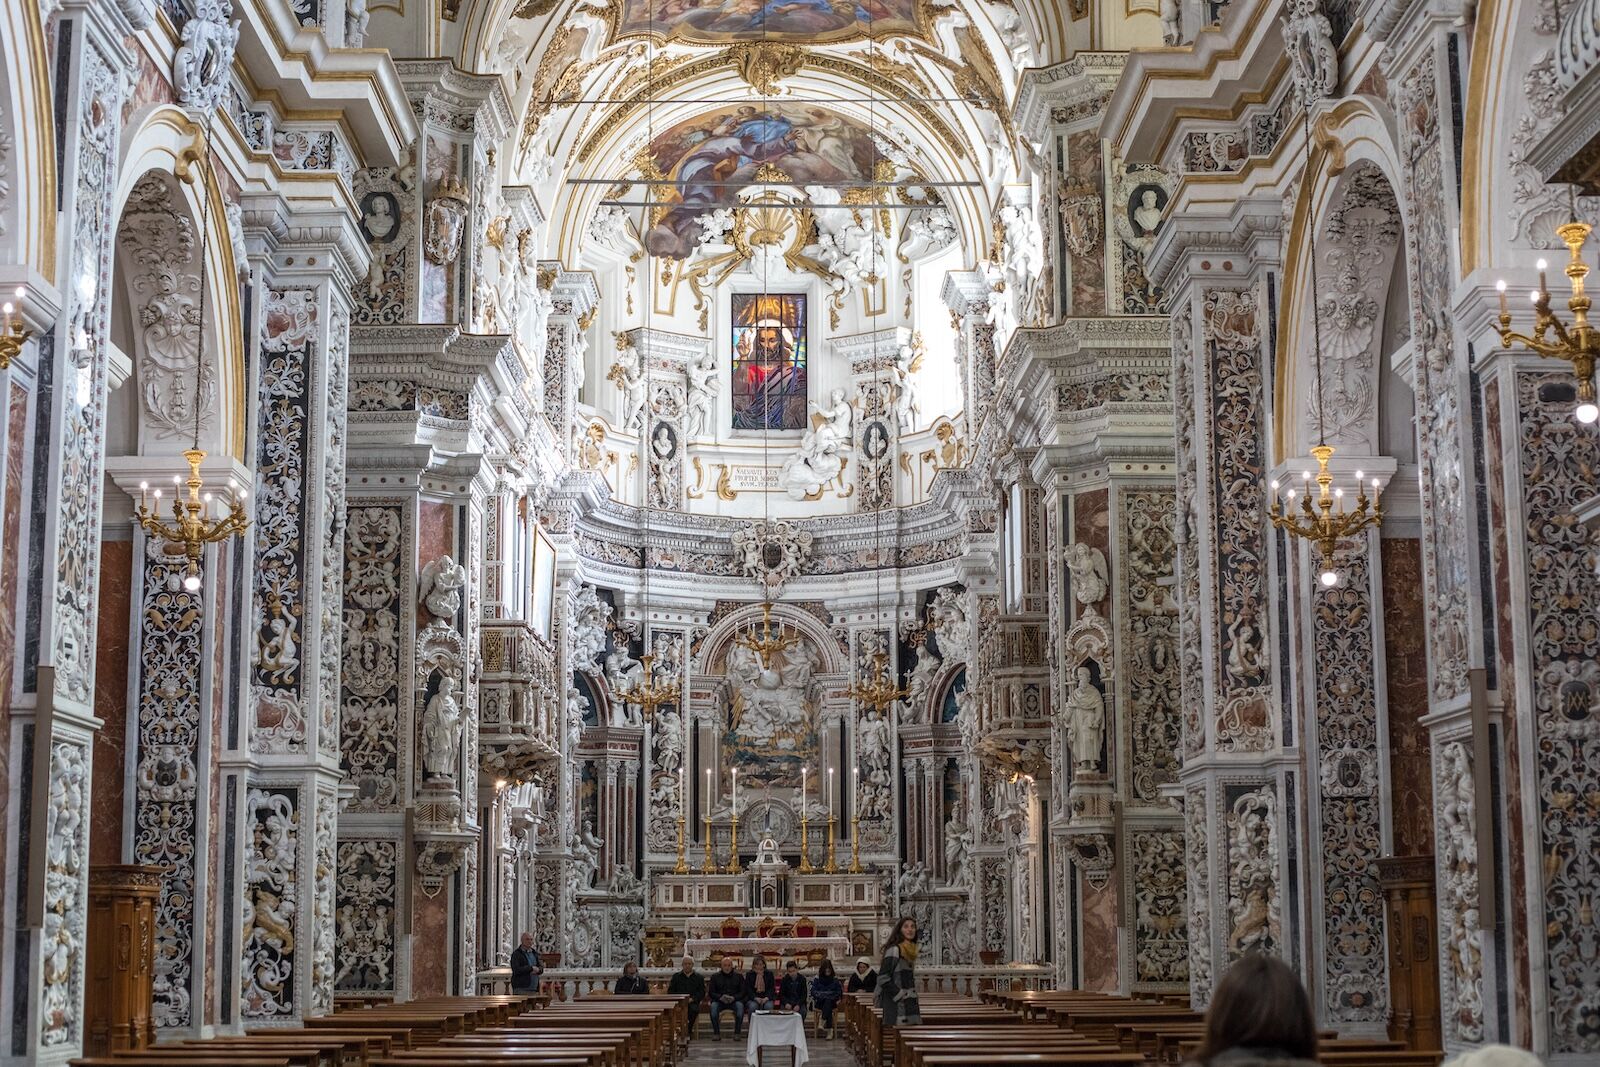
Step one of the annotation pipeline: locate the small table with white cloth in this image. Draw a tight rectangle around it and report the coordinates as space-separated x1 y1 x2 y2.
745 1010 810 1066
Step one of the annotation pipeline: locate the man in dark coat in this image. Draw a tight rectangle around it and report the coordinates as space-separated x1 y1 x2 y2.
510 932 542 993
666 956 706 1035
707 957 747 1038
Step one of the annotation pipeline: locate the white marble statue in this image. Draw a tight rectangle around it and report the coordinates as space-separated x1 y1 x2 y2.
1159 0 1180 43
421 676 462 780
779 388 854 500
685 348 717 438
345 0 370 47
998 194 1043 290
892 343 922 432
1065 666 1105 769
564 683 586 753
943 798 972 885
419 555 468 623
725 640 814 742
897 862 931 899
929 586 971 665
608 346 647 433
604 649 644 725
569 820 602 896
1064 543 1109 606
569 586 611 668
902 642 943 724
653 706 684 769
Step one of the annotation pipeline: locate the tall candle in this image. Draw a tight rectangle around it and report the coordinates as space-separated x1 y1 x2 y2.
828 768 835 821
705 768 712 818
852 768 859 843
731 767 738 816
681 761 687 823
802 766 808 814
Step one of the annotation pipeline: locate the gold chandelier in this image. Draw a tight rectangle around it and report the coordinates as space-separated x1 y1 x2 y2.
1495 221 1600 425
0 288 33 369
136 117 249 588
137 451 250 591
1269 447 1382 587
847 649 906 713
614 651 679 723
735 600 798 669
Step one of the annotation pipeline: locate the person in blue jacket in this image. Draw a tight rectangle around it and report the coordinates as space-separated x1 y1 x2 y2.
809 958 844 1036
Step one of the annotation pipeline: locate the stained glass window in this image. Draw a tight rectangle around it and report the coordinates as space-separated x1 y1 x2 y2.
730 293 808 430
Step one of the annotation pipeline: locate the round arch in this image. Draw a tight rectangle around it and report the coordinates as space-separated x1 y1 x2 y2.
1272 98 1412 463
0 0 57 278
112 107 249 462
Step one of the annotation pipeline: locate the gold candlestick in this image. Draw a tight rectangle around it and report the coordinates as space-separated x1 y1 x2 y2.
674 814 689 874
701 812 716 873
725 814 742 873
824 816 839 873
849 815 863 873
798 813 813 872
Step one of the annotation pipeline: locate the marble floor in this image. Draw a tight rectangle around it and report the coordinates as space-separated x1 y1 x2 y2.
682 1031 854 1066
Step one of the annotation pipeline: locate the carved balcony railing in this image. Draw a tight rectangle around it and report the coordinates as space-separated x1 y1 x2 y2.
479 620 560 783
973 615 1053 778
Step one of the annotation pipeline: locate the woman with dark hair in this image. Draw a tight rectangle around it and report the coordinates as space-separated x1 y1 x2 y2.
876 916 921 1026
810 958 844 1036
1188 954 1318 1066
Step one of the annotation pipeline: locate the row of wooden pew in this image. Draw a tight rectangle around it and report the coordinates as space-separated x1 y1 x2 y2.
69 992 693 1067
843 987 1446 1066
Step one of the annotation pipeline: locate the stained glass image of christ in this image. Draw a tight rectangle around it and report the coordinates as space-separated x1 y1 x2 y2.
731 293 808 431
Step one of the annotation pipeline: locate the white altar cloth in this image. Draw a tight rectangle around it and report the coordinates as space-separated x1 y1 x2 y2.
746 1011 809 1066
684 936 851 963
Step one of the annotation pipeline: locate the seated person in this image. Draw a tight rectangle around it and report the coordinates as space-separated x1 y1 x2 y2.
708 957 747 1038
810 959 844 1034
744 953 775 1011
614 960 649 994
666 956 705 1035
846 957 877 993
778 959 807 1012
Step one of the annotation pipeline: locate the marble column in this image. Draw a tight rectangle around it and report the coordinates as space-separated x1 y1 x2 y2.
3 2 138 1060
235 194 363 1025
1166 209 1300 1008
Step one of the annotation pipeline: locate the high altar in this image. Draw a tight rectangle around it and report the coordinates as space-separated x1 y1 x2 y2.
567 600 898 969
645 834 884 966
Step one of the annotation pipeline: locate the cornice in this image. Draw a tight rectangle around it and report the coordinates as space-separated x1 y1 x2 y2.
233 0 414 168
1101 0 1280 164
1145 195 1284 290
941 270 992 316
1013 53 1126 137
396 57 515 142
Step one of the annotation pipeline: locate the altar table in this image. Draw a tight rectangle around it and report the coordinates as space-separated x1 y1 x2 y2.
684 936 852 964
746 1010 810 1067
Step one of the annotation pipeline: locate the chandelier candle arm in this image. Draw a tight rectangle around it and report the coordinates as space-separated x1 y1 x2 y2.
1494 222 1600 424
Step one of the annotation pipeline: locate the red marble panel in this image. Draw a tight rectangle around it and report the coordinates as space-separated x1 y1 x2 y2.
1483 379 1532 1042
1379 537 1432 857
1079 878 1119 992
91 539 133 868
1063 131 1106 316
412 883 450 996
418 501 454 563
0 383 27 876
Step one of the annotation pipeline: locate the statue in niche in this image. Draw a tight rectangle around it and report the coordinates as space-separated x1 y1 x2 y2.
1064 543 1108 607
896 862 930 899
779 388 854 500
726 639 815 744
892 342 922 432
943 798 972 885
653 705 684 769
901 642 943 724
421 675 462 781
1065 666 1105 770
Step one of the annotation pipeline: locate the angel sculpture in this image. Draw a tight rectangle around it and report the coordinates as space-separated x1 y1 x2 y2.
419 555 467 623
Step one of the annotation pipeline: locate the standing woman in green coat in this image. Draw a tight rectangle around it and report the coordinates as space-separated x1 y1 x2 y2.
876 916 921 1026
